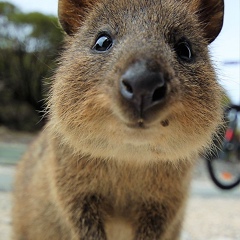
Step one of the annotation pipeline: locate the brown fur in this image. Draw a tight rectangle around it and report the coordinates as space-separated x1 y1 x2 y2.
13 0 224 239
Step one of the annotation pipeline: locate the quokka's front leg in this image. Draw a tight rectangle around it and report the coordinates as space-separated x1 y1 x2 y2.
67 195 107 240
133 202 182 240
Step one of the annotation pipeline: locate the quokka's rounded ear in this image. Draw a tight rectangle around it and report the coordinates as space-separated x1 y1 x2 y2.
191 0 224 43
58 0 95 35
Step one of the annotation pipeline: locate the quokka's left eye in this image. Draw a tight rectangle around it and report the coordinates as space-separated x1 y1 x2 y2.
175 39 193 62
93 34 113 52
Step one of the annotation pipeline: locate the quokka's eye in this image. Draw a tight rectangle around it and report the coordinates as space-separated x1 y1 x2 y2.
93 34 113 52
175 39 193 62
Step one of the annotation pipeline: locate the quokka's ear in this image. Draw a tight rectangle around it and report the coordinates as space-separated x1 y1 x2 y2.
190 0 224 43
58 0 95 35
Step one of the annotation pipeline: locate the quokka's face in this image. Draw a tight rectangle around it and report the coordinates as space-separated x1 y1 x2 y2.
50 0 224 163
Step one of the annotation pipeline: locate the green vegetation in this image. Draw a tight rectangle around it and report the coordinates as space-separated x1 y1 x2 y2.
0 2 64 131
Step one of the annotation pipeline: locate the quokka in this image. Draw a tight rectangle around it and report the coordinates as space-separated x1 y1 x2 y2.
13 0 224 239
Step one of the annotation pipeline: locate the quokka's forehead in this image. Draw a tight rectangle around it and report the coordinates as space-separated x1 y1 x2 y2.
89 0 199 34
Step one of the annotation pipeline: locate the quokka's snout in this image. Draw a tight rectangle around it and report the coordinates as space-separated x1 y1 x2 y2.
119 60 168 120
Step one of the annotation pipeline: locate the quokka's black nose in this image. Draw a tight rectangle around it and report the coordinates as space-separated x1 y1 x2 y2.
120 60 167 114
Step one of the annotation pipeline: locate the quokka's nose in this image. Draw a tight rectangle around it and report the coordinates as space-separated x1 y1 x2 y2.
120 61 167 114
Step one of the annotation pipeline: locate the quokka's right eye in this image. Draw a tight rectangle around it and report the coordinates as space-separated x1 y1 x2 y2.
93 34 113 52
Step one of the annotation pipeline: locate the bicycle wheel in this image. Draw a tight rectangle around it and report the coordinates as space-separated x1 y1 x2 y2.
206 156 240 190
206 105 240 190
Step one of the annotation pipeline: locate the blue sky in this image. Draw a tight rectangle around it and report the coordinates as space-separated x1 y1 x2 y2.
4 0 240 104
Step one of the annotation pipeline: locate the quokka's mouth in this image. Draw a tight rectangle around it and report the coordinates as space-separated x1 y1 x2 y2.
125 119 148 129
125 117 170 130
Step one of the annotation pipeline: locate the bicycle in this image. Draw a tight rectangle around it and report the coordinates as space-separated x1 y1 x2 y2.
205 104 240 190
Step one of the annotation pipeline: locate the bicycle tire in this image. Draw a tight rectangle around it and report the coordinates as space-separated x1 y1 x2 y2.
205 104 240 190
206 158 240 190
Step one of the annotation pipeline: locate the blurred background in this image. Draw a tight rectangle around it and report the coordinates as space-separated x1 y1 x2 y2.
0 0 63 132
0 0 239 133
